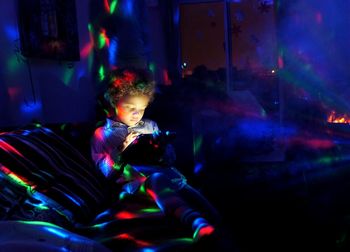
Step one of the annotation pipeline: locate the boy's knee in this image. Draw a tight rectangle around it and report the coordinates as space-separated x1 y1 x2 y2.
145 172 171 190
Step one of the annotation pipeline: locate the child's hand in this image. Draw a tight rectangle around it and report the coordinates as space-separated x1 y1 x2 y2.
121 131 140 151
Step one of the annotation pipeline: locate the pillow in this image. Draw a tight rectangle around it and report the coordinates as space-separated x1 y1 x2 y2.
0 126 110 224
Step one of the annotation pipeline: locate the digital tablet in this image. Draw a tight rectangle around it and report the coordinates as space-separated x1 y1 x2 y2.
120 131 176 166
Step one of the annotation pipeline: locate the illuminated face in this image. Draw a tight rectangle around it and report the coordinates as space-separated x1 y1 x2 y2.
115 95 150 127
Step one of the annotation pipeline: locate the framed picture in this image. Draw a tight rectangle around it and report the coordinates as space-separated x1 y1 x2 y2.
17 0 80 61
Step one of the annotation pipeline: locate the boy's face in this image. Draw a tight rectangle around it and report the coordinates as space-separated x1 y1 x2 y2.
115 95 150 127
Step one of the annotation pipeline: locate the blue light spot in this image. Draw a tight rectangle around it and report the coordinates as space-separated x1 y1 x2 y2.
4 25 19 40
101 159 112 177
141 248 156 252
95 209 111 220
43 227 68 239
109 37 118 66
77 68 86 79
123 0 134 16
20 101 42 114
173 7 180 25
63 193 81 206
194 163 203 174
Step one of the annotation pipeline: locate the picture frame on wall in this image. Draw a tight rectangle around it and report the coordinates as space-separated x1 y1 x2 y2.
17 0 80 61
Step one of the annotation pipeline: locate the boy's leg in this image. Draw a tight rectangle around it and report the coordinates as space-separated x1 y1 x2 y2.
144 172 215 241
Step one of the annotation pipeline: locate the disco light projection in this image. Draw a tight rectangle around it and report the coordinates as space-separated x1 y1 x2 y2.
141 248 156 252
163 69 172 85
100 154 119 177
139 207 161 214
91 222 109 229
173 6 180 25
315 11 323 24
148 62 156 73
98 28 110 49
110 1 118 14
80 24 95 60
99 65 105 81
0 165 73 221
146 189 160 207
20 101 42 115
277 47 350 113
115 210 137 219
80 41 94 59
108 37 118 67
0 165 32 189
193 136 203 156
43 227 69 239
278 55 284 68
63 193 82 207
193 163 203 174
104 0 118 14
18 221 62 229
113 233 152 247
62 68 75 86
122 0 134 17
7 55 22 73
4 25 19 40
192 217 215 240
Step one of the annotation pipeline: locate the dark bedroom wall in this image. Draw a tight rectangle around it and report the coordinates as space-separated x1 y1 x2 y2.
277 0 350 125
0 0 99 127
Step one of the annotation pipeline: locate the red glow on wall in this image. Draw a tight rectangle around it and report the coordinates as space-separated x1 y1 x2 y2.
315 11 323 24
163 69 172 85
80 42 93 59
278 56 284 69
7 87 21 100
104 0 111 13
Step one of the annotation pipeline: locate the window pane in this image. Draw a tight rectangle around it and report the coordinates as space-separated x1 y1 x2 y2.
180 2 225 76
230 1 279 116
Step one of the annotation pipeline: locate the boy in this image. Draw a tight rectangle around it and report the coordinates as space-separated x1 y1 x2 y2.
91 67 215 242
91 67 158 178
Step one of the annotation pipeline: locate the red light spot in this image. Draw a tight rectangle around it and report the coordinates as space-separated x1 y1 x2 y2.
146 189 157 201
115 211 137 219
0 140 24 157
198 225 215 237
315 11 322 24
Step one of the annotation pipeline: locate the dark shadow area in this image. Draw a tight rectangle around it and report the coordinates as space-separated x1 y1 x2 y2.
145 76 350 251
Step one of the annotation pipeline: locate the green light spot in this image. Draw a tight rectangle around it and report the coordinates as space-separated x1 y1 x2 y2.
98 34 106 49
18 221 61 229
140 183 146 194
7 55 21 73
110 0 118 14
149 62 156 73
88 51 94 72
193 136 203 155
60 124 66 131
99 65 105 81
112 162 121 171
62 68 74 86
119 191 127 200
140 207 161 213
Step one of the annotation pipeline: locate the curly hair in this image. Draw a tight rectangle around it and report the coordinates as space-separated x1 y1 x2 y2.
104 67 156 107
